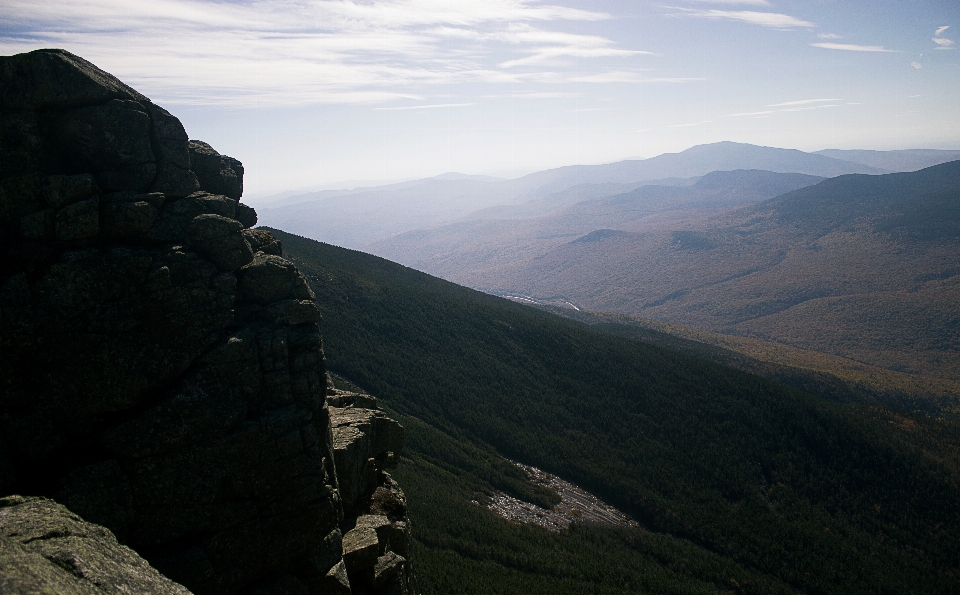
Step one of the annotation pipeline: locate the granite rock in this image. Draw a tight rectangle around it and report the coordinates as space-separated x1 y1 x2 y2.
0 46 417 595
189 141 244 200
0 495 192 594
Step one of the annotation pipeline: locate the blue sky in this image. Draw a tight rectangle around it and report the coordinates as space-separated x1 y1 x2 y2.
2 0 958 199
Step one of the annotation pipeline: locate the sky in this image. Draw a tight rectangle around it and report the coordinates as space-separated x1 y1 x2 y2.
2 0 959 200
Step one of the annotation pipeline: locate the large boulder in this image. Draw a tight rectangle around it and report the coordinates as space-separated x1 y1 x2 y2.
0 49 197 199
189 141 244 200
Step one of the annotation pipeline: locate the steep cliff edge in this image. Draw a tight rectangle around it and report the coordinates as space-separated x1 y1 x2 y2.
0 48 414 595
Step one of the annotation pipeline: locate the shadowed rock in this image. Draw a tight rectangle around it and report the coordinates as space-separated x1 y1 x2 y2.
0 46 417 595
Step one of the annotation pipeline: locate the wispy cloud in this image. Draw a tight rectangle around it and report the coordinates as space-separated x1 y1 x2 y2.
677 9 814 29
818 33 841 39
724 110 776 117
932 25 953 49
668 120 712 128
373 102 475 110
811 42 896 52
498 29 651 68
912 61 922 69
566 71 702 83
482 92 579 98
0 0 652 107
767 98 840 107
724 103 840 118
686 0 770 5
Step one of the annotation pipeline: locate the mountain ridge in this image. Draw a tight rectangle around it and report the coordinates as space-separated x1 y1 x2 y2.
257 142 909 251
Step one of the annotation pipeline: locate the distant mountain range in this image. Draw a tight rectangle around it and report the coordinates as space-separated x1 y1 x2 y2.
381 161 960 382
815 148 960 172
257 142 960 250
371 169 828 280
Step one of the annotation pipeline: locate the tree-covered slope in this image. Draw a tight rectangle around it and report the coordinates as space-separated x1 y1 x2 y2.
271 229 960 594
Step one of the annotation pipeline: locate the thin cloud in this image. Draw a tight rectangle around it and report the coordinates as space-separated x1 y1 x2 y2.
373 102 475 110
0 0 646 107
767 98 840 107
818 33 841 39
499 46 649 68
724 110 777 117
933 37 955 50
678 9 815 29
912 61 922 69
811 42 896 52
935 26 950 36
482 92 579 99
724 103 840 117
686 0 770 4
494 25 652 68
567 71 703 83
668 120 712 128
779 104 837 112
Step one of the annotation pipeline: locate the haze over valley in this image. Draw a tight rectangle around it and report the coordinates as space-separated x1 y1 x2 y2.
3 2 960 594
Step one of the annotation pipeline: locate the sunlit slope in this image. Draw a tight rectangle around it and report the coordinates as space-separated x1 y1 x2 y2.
271 229 960 594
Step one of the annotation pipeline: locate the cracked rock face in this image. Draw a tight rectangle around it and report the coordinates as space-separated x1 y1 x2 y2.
0 48 415 595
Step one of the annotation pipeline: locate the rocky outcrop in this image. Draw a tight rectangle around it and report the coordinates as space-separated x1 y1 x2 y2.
0 49 415 595
0 495 191 594
327 382 415 595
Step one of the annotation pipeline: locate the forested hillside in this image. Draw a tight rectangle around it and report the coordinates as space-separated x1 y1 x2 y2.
380 161 960 382
272 229 960 595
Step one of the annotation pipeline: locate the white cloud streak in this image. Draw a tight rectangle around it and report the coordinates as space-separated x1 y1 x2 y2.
811 42 896 52
767 98 840 107
566 71 702 83
668 120 712 128
933 37 955 49
724 103 840 117
935 26 950 36
0 0 651 107
686 0 770 4
818 33 841 39
678 9 814 29
373 102 475 110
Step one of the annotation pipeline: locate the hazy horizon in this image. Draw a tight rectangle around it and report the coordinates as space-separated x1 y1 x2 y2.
3 0 958 197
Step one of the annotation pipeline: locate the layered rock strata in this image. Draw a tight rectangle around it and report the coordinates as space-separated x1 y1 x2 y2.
0 48 414 595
